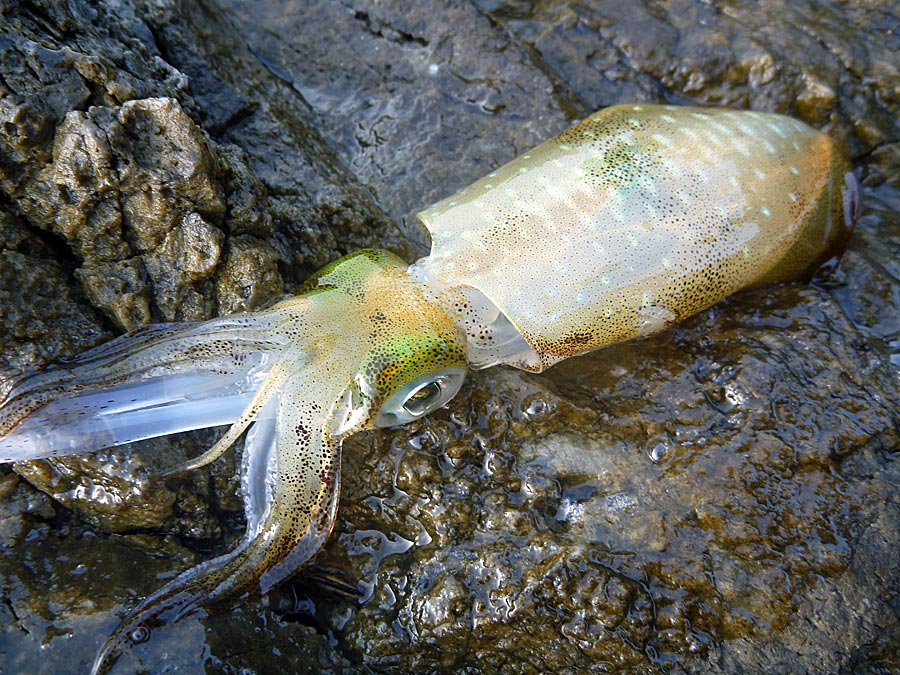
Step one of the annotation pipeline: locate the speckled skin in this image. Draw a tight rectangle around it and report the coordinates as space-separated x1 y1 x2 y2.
0 106 857 674
415 104 857 370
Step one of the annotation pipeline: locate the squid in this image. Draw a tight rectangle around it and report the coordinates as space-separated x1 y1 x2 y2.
0 104 858 674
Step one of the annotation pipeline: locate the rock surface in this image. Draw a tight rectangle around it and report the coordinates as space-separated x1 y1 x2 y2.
0 0 898 674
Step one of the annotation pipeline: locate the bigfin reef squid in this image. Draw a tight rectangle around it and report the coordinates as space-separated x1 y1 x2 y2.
0 104 859 674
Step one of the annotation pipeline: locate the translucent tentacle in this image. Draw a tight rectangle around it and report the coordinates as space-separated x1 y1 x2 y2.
90 367 344 675
162 361 296 475
241 394 279 539
0 250 468 674
0 316 284 462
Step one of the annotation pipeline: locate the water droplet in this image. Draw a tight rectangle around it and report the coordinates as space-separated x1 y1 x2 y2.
130 626 151 644
523 398 549 419
648 441 670 464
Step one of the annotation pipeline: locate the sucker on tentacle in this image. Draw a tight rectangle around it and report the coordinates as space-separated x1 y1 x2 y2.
0 105 858 674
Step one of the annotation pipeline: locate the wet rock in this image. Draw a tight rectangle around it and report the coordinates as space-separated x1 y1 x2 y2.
214 0 571 251
0 0 899 674
0 214 108 375
471 1 900 160
138 0 415 279
11 96 231 328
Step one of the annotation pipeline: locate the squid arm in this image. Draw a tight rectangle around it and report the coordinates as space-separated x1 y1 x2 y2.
1 250 469 675
0 317 286 463
90 365 343 675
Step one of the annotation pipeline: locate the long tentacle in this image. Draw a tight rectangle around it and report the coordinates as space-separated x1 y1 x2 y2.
90 366 345 675
0 315 285 462
162 360 297 475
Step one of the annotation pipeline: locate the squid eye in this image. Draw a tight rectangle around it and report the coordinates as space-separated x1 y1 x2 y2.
374 367 466 428
402 380 443 416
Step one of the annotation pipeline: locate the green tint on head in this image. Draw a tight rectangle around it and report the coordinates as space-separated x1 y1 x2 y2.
299 249 468 433
356 265 468 428
296 249 389 298
368 332 465 395
367 332 467 428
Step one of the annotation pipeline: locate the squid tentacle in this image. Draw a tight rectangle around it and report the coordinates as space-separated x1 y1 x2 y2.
0 315 288 462
162 360 297 475
91 364 345 675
